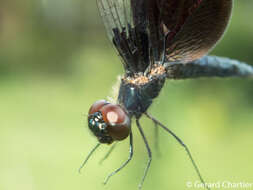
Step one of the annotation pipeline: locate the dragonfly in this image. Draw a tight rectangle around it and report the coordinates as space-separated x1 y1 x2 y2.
79 0 253 189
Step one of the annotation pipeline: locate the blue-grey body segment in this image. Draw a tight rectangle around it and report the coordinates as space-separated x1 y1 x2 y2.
118 56 253 118
117 76 165 118
165 56 253 79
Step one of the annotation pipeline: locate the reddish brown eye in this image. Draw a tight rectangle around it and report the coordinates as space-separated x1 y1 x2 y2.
100 104 131 141
100 104 126 124
88 100 108 115
88 101 131 143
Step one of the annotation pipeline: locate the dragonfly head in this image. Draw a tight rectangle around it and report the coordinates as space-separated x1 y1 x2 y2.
88 100 131 144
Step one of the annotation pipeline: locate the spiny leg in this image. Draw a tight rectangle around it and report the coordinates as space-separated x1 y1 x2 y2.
103 132 133 185
145 112 211 190
99 142 118 165
136 119 152 190
79 143 101 173
154 122 161 157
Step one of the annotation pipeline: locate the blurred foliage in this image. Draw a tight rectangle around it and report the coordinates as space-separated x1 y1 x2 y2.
0 1 253 190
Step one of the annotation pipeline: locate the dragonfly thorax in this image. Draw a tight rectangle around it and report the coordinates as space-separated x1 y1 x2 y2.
118 69 166 118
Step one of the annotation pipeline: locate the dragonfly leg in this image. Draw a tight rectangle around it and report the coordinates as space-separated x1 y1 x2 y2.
154 122 161 157
99 142 118 165
145 112 211 190
78 143 101 173
136 119 152 190
103 132 133 185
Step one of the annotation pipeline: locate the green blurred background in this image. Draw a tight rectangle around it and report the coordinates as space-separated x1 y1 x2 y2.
0 1 252 190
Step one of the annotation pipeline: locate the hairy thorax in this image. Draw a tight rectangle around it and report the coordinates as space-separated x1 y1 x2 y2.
123 64 166 86
118 64 166 118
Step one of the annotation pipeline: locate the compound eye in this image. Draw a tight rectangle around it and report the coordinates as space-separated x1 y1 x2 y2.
88 100 108 115
100 104 130 141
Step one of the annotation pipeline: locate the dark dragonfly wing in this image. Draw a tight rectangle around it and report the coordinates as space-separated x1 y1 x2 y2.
96 0 207 75
162 0 232 63
97 0 159 75
96 0 134 73
97 0 253 79
160 0 253 79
